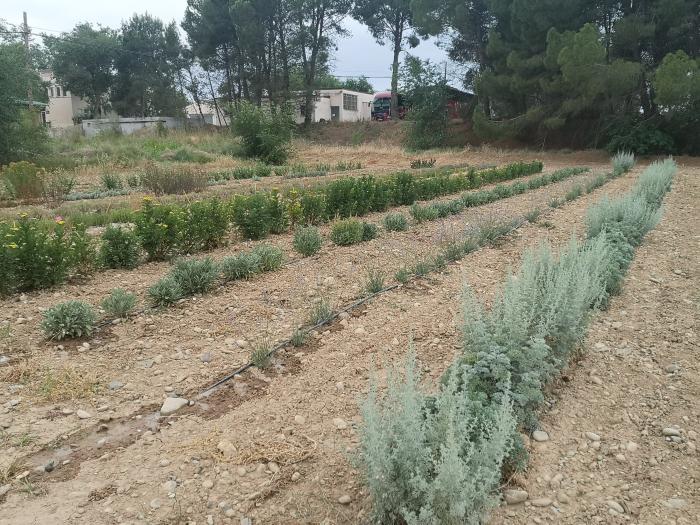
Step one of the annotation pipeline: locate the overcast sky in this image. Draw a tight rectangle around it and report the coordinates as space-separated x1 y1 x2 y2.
1 0 452 91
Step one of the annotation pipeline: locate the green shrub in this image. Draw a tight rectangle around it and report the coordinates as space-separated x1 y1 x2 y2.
230 101 295 164
383 212 408 232
148 276 183 307
524 208 541 223
101 173 123 191
41 300 97 340
330 219 364 246
178 199 230 253
410 204 439 223
99 225 141 269
291 329 306 347
135 197 181 261
220 252 262 281
231 193 273 240
1 161 45 200
611 151 635 174
140 162 208 195
395 267 411 283
308 298 333 325
362 222 379 241
170 257 219 296
101 288 137 318
293 225 322 256
364 269 385 295
252 244 284 271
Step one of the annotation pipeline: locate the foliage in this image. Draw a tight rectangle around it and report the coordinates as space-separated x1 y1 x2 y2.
293 225 323 256
611 152 635 174
330 219 365 246
230 102 295 164
170 257 220 296
308 298 333 325
220 251 262 281
140 163 208 195
250 341 272 369
252 244 284 271
134 198 181 261
101 288 137 318
41 300 97 340
1 162 45 200
383 212 409 232
291 329 306 347
99 225 141 269
178 199 230 253
0 216 90 295
147 276 183 307
364 269 385 295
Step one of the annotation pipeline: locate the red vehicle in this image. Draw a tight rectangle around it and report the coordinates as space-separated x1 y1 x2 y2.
372 91 406 120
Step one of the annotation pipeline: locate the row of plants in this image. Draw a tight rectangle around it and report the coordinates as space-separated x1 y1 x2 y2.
409 166 589 223
357 156 677 523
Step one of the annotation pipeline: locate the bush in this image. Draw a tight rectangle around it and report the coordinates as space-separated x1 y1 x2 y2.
410 204 439 223
1 161 45 200
252 244 284 271
611 151 635 174
170 257 219 296
362 222 379 241
148 276 183 307
230 101 295 164
134 197 181 261
179 199 230 253
140 162 207 195
308 298 333 325
383 212 408 232
101 288 137 318
364 269 385 295
101 173 123 191
220 252 262 281
231 193 273 240
99 225 141 269
330 219 365 246
41 300 97 340
293 225 322 256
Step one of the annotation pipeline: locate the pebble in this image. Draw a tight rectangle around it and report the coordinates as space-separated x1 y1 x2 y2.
108 381 124 391
662 427 681 437
159 459 171 467
333 418 348 430
150 498 161 509
160 397 188 416
531 497 552 507
236 467 247 476
664 363 680 374
663 498 687 510
338 494 352 504
200 352 212 363
202 479 214 489
607 500 625 514
338 312 350 320
0 484 10 497
504 489 529 504
532 430 549 442
267 462 280 474
626 441 639 452
291 471 301 482
162 480 177 494
354 327 366 335
294 415 306 425
585 432 600 442
217 440 237 458
76 410 91 419
590 375 603 385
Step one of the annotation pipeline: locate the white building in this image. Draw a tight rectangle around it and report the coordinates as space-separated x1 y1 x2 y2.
185 101 228 127
39 70 88 129
295 89 373 124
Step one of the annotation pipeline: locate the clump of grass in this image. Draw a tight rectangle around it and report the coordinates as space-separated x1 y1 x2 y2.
395 267 411 283
549 197 562 208
565 185 583 202
293 225 323 256
524 208 541 223
364 269 385 295
220 252 261 281
611 151 635 174
413 259 433 277
101 288 137 318
41 300 97 340
585 175 607 193
100 173 123 191
170 257 220 296
383 212 408 232
250 339 272 369
252 244 284 271
148 276 183 307
36 366 100 402
291 329 306 347
309 298 333 325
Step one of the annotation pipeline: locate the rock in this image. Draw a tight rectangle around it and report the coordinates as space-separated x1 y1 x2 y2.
240 518 252 525
202 479 214 489
76 410 91 419
162 480 177 494
550 473 563 487
108 381 124 391
338 312 351 320
200 352 212 363
0 356 9 366
159 459 170 467
217 439 237 459
43 461 55 473
333 418 348 430
354 327 366 335
504 489 529 504
626 441 639 452
664 363 680 374
267 462 280 474
557 491 570 504
532 430 549 442
585 432 601 442
61 408 73 416
663 498 687 510
607 501 625 514
338 494 352 504
150 498 161 509
236 466 247 476
662 427 681 437
160 397 188 416
291 471 301 482
294 415 306 425
590 375 603 385
0 484 9 497
224 508 235 517
96 438 107 448
531 497 553 507
615 453 626 462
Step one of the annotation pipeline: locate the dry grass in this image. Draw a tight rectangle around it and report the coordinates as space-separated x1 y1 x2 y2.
236 434 317 466
0 362 101 402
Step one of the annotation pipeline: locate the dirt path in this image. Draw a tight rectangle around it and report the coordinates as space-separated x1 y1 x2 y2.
0 160 643 524
489 166 699 524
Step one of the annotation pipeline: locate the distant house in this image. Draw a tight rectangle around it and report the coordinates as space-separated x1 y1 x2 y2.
39 70 88 129
186 101 228 127
295 89 373 124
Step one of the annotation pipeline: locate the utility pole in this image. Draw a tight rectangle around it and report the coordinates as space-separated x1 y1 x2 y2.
23 11 33 111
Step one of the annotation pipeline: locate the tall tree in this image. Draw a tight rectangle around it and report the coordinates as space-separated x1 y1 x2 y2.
352 0 418 116
44 24 119 118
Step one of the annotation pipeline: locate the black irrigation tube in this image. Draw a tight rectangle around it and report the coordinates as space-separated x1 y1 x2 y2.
195 168 626 398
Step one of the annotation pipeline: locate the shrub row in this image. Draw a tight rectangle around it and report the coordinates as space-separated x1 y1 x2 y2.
409 166 589 223
358 158 676 523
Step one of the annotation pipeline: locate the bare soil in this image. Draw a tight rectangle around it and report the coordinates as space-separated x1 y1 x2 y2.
0 152 697 525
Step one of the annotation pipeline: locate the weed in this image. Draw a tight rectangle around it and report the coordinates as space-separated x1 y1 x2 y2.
293 225 323 256
413 259 433 277
99 225 141 269
101 173 123 191
442 241 464 262
101 288 137 318
549 197 562 208
364 269 385 295
525 208 541 223
291 329 306 347
220 252 262 281
126 174 141 188
383 212 408 232
1 161 45 200
250 339 272 369
252 244 284 271
148 276 183 307
170 257 219 296
308 298 333 325
41 300 97 340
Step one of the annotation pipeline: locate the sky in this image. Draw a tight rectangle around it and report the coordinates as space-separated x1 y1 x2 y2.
0 0 453 91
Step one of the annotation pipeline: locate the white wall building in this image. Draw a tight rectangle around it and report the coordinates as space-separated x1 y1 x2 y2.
39 70 88 129
294 89 373 124
185 102 228 127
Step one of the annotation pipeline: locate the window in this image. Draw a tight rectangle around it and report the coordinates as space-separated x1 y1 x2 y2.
49 87 54 97
56 86 61 97
343 93 358 111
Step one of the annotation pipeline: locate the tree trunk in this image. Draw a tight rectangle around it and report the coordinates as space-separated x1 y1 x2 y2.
390 20 403 118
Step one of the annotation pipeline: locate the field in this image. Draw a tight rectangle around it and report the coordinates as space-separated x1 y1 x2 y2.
0 127 698 524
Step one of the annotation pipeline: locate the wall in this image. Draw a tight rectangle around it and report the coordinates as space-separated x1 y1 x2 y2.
39 70 88 129
81 117 183 138
323 90 373 122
